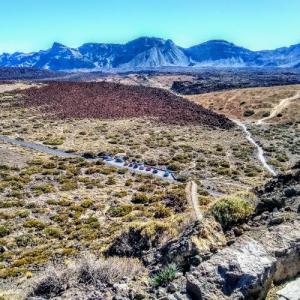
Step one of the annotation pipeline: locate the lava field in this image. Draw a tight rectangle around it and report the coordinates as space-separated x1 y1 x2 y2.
16 82 233 128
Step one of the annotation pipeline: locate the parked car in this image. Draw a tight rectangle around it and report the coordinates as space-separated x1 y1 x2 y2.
103 155 113 161
139 165 144 170
133 164 138 169
153 169 158 174
164 171 170 177
128 163 133 167
146 166 152 172
115 157 124 163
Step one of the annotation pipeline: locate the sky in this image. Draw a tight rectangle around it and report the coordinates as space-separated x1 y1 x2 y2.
1 0 300 53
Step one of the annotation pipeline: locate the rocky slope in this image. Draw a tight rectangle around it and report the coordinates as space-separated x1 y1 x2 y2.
15 81 234 128
24 163 299 300
1 37 300 71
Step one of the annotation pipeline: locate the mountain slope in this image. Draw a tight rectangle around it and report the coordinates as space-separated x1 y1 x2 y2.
1 37 300 71
185 40 257 66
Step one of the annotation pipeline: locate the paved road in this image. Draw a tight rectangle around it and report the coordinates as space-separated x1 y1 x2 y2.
0 135 175 181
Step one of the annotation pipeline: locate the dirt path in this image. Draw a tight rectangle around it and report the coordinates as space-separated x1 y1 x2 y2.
186 181 202 221
257 91 300 125
233 119 277 176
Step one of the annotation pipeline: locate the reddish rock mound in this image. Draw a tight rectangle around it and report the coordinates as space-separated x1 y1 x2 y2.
17 82 233 128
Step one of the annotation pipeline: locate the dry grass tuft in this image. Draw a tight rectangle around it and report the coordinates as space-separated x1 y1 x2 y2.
26 255 145 298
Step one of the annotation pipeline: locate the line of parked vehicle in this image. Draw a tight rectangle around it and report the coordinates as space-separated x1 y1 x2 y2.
102 155 174 179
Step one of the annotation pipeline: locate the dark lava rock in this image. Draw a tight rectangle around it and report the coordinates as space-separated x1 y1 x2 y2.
255 165 300 214
284 187 297 198
105 227 155 258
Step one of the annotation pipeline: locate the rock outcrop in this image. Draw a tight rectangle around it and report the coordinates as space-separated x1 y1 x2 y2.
185 220 300 300
186 236 276 300
255 166 300 214
276 277 300 300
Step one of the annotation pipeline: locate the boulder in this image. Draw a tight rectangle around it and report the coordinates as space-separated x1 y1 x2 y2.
276 277 300 300
255 168 300 214
186 236 276 300
259 220 300 283
185 220 300 299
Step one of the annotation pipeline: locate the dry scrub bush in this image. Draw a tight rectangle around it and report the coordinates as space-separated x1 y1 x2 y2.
27 266 67 298
26 256 145 298
76 255 145 286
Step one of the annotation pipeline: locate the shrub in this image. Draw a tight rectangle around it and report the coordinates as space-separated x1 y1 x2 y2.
106 176 116 185
24 219 46 230
15 234 36 247
82 152 96 159
210 196 254 229
153 205 172 218
60 180 78 191
125 179 133 186
44 227 63 239
113 190 128 198
151 264 177 287
106 221 175 257
131 193 149 204
163 187 187 213
176 174 188 183
80 198 94 209
168 162 182 171
31 183 55 195
198 195 213 206
27 266 66 298
17 210 30 218
43 138 65 146
0 225 10 237
76 256 144 286
107 205 133 217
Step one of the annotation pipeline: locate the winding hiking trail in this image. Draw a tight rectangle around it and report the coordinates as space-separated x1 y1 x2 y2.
235 90 300 175
233 120 277 176
186 181 202 221
257 91 300 125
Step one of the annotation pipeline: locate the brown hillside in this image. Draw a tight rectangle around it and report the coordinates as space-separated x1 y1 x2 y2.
15 82 233 128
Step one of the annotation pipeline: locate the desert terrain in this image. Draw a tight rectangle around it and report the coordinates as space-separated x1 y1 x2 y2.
0 78 299 300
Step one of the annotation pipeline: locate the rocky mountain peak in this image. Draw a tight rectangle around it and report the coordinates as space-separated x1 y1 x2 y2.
1 37 300 70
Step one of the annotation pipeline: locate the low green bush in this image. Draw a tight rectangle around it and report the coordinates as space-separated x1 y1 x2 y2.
0 225 10 237
151 264 177 287
23 219 46 230
131 193 149 204
44 227 63 239
107 205 133 217
210 195 254 229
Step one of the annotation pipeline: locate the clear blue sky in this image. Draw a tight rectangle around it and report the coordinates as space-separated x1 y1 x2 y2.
1 0 299 53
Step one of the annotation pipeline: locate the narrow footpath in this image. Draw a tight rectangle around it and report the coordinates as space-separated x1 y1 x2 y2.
186 181 202 221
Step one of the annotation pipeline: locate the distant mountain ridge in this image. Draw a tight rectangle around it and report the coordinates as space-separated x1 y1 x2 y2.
1 37 300 71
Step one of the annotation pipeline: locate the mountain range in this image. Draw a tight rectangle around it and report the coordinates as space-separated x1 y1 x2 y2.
1 37 300 71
